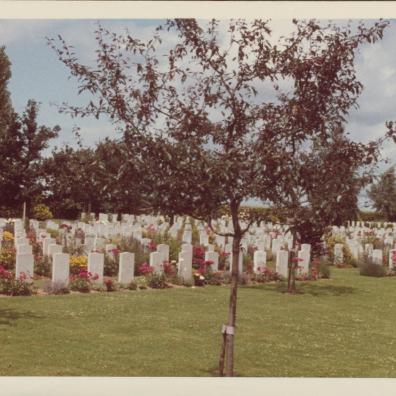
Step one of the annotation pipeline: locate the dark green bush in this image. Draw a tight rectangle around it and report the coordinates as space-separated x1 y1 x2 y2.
43 281 70 295
104 255 119 277
360 262 386 277
34 256 51 277
147 273 167 289
205 271 223 286
0 271 35 296
317 258 331 279
359 255 386 277
127 280 138 290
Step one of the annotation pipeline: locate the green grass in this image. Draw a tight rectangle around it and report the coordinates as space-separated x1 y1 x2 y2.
1 268 396 376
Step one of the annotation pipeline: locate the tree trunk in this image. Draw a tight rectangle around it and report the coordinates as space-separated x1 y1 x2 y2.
22 201 26 223
288 230 299 294
218 203 241 377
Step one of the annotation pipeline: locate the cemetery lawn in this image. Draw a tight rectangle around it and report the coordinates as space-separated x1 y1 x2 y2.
1 268 396 377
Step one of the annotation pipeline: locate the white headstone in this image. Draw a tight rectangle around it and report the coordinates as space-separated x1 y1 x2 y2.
150 251 162 273
52 253 70 285
43 237 56 256
301 244 311 253
334 243 344 265
88 252 104 284
372 249 383 266
16 253 34 282
105 243 117 261
181 243 193 255
364 243 373 257
157 244 170 263
178 251 192 282
84 236 95 253
16 244 32 255
205 251 219 272
272 238 282 254
118 252 135 284
276 250 289 278
389 249 396 268
253 250 267 272
15 237 29 246
48 244 63 257
207 244 214 252
297 249 310 273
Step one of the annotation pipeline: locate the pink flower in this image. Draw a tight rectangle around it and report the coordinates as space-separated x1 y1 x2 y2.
139 262 154 275
146 241 157 251
292 257 303 263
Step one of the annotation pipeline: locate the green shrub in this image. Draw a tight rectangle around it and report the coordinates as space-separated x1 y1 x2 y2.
361 235 383 250
69 271 96 293
205 271 223 286
0 269 35 296
47 228 60 240
182 279 193 287
43 281 70 295
0 245 16 270
104 255 119 277
104 278 118 292
359 255 386 277
193 272 205 286
34 256 51 277
252 268 282 283
238 272 252 285
147 273 167 289
127 280 138 290
318 259 331 279
220 271 232 284
118 237 149 275
33 204 53 221
135 276 148 289
167 275 183 286
325 234 355 266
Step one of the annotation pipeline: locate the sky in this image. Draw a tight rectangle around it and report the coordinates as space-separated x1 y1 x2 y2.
1 18 396 207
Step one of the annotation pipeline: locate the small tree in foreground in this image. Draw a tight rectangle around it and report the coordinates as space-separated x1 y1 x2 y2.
49 18 391 376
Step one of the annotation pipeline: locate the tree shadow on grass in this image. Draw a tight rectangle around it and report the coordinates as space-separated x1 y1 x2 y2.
246 282 356 297
0 308 44 326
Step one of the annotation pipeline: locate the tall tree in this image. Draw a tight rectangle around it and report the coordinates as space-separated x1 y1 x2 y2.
0 100 59 216
41 145 99 218
368 166 396 221
42 139 148 218
49 18 390 376
0 46 13 131
0 47 60 216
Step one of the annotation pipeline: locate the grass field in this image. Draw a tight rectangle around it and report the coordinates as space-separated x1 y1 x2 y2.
1 268 396 377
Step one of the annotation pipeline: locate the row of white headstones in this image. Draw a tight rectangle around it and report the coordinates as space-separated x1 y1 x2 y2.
2 218 314 287
333 242 396 268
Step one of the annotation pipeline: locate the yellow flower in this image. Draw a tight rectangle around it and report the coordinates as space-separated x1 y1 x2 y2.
70 255 88 268
3 231 14 241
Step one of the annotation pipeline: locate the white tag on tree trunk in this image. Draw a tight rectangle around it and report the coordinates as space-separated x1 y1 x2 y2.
221 324 235 335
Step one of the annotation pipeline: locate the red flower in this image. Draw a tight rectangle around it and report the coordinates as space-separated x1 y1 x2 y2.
0 266 12 279
193 246 205 259
146 241 157 251
139 262 154 275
